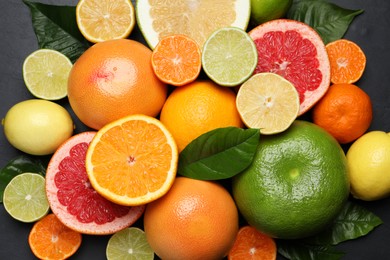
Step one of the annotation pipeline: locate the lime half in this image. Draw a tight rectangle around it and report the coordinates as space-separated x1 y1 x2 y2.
202 27 258 87
3 172 49 223
23 49 73 100
106 227 154 260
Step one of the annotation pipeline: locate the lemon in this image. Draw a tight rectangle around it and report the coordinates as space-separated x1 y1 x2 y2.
346 131 390 201
2 99 74 155
250 0 292 25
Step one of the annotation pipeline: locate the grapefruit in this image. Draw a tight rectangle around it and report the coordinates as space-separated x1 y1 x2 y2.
46 132 145 235
249 19 331 115
232 120 350 239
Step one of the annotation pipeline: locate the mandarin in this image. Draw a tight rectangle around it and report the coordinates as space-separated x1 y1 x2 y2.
68 39 167 130
159 80 244 151
143 177 239 260
312 83 372 144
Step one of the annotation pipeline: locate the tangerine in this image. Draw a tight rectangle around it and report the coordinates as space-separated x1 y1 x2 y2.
68 39 167 130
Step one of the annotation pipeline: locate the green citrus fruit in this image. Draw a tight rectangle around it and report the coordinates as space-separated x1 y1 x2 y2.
250 0 292 25
346 131 390 201
2 99 74 155
232 120 350 239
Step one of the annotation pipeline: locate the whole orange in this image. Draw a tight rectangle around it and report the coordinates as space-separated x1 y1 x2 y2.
68 39 167 130
312 83 372 144
143 177 239 260
159 80 243 151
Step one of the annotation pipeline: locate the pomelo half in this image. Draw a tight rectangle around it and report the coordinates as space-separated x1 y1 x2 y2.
46 132 145 235
249 19 331 115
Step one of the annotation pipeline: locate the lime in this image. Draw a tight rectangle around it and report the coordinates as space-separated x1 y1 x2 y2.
106 227 154 260
232 120 350 239
202 27 258 87
3 173 49 223
250 0 292 25
236 72 299 134
2 99 74 155
23 49 72 100
346 131 390 201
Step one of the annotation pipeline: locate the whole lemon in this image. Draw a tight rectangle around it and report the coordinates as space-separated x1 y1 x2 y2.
250 0 292 25
2 99 74 155
346 131 390 201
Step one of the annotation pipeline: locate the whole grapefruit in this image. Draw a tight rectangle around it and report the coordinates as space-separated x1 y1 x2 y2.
68 39 167 130
232 120 350 239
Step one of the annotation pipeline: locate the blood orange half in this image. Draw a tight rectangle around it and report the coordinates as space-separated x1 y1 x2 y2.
46 132 145 235
249 19 331 115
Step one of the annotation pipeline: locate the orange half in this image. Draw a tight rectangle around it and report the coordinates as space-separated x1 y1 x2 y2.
86 114 178 206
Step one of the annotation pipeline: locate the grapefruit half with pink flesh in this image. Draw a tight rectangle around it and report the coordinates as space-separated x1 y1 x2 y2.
46 132 145 235
249 19 330 115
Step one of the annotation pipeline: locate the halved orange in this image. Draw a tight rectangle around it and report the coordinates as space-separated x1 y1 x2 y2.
85 114 178 206
151 34 201 87
76 0 135 43
29 214 82 260
228 225 277 260
326 39 366 84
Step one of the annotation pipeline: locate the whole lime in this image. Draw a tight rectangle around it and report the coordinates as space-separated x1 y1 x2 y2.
2 99 74 155
250 0 292 25
232 120 350 239
346 131 390 201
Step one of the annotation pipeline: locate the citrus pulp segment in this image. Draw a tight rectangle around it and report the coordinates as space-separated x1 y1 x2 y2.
151 34 201 86
3 172 49 223
86 114 178 206
29 214 82 259
202 27 258 87
249 19 331 115
22 49 72 100
136 0 251 49
76 0 135 43
46 132 145 235
106 227 154 260
236 73 300 134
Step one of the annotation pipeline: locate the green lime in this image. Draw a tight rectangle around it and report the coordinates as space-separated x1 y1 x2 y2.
23 49 72 100
2 99 74 156
3 172 49 223
106 227 154 260
250 0 292 25
201 27 258 87
232 120 350 239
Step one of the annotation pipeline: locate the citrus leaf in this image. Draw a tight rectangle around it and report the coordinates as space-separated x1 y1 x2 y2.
23 0 90 62
305 201 383 245
277 240 345 260
0 156 46 203
287 0 364 44
178 127 260 180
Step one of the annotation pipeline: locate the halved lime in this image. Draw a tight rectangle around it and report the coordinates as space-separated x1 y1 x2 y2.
22 49 73 100
106 227 154 260
202 27 258 87
3 172 49 223
236 72 300 134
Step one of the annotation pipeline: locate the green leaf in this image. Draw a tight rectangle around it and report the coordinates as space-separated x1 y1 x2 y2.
287 0 364 44
23 0 90 62
277 240 345 260
178 127 260 180
306 201 383 245
0 156 46 203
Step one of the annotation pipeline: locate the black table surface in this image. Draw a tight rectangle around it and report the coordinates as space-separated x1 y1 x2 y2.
1 0 389 259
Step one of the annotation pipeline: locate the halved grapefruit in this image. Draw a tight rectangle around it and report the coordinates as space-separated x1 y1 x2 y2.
249 19 331 115
46 132 145 235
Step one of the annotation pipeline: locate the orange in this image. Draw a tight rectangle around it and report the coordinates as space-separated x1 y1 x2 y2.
159 80 244 151
85 114 178 206
151 34 201 86
326 39 366 84
28 213 82 259
68 39 167 130
312 83 372 144
143 177 239 260
228 226 277 260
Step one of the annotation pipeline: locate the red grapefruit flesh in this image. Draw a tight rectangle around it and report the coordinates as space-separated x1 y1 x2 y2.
249 19 331 115
46 132 145 235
